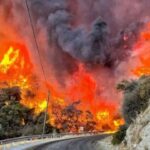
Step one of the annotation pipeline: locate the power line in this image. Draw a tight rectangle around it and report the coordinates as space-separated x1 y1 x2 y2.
25 0 50 136
25 0 47 83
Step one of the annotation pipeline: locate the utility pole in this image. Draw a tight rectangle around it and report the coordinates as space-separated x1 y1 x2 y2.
25 0 51 138
42 91 50 138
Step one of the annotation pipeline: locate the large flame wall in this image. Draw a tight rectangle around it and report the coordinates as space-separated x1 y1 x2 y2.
0 0 150 133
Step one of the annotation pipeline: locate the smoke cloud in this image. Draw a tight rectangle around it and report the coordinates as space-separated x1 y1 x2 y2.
0 0 150 68
28 0 150 67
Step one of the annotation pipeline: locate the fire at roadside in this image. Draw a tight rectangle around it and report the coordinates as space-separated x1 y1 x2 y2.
0 42 124 133
0 0 150 135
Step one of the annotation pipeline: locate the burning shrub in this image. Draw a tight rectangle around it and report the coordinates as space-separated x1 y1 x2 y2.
51 101 97 133
112 124 127 145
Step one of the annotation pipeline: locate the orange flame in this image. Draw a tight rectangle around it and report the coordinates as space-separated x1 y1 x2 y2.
132 23 150 76
0 47 19 73
2 23 150 133
0 41 124 133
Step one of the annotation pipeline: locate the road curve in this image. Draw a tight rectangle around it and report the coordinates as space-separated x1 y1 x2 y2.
33 135 107 150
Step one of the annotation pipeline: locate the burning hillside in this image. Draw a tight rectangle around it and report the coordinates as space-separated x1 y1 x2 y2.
0 0 150 133
0 42 124 132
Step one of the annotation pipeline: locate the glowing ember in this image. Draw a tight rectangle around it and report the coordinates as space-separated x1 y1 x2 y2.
39 100 47 112
97 111 110 120
113 119 124 128
96 108 124 131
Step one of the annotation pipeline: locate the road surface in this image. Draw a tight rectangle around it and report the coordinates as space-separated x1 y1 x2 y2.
32 135 107 150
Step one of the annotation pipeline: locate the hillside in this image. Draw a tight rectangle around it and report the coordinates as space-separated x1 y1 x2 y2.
97 100 150 150
97 76 150 150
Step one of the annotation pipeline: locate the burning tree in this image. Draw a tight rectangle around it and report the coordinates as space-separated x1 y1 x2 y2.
0 86 58 139
61 101 83 132
51 101 97 133
84 111 96 132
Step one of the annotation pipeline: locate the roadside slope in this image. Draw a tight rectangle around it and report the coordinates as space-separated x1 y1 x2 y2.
97 103 150 150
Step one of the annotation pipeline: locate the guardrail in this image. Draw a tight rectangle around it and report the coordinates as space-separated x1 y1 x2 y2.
0 132 99 145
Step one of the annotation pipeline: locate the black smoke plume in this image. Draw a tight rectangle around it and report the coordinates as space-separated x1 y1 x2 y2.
29 0 150 67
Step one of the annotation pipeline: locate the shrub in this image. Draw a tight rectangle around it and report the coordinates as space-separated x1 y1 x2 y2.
118 76 150 125
112 76 150 145
112 125 127 145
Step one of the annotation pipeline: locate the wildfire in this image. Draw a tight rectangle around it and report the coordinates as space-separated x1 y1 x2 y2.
97 111 109 120
0 47 19 73
0 41 124 133
132 23 150 76
96 109 124 131
1 0 150 136
39 100 47 112
0 42 33 88
0 42 48 115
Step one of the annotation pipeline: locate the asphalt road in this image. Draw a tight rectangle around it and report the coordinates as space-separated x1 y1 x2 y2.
32 135 107 150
